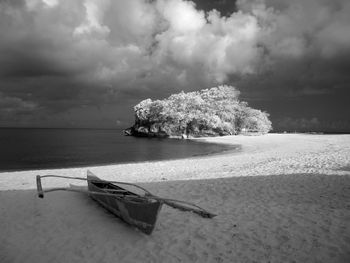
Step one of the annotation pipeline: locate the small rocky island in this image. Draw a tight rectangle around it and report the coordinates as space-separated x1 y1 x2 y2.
124 85 272 138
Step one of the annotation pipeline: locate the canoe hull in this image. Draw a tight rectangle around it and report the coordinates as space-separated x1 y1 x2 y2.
87 171 162 234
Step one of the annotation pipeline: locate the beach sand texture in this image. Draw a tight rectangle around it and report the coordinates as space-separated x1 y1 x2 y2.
1 134 350 262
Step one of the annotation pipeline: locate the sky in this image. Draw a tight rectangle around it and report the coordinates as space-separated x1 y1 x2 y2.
0 0 349 131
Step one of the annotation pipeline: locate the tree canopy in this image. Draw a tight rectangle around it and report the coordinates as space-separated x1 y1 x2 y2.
125 85 272 137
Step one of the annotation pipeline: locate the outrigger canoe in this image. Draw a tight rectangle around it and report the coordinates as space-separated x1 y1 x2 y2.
36 170 216 234
87 171 162 234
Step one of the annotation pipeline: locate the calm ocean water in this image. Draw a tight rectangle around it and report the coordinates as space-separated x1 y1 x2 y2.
0 128 237 172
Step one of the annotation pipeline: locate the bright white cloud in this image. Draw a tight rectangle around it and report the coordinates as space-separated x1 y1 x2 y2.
156 0 206 33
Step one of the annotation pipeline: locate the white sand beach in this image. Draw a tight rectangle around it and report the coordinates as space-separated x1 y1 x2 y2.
0 134 349 263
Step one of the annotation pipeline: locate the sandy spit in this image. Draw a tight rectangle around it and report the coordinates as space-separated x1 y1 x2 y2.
0 134 350 263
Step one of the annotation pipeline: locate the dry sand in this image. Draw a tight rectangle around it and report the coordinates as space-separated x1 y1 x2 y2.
0 134 349 262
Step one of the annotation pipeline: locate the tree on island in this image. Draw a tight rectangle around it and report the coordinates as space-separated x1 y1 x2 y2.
125 85 272 138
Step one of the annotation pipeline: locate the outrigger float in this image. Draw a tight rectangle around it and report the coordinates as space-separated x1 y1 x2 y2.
36 170 216 234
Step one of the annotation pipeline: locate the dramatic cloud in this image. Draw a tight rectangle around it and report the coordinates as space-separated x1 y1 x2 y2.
0 0 349 129
235 0 350 96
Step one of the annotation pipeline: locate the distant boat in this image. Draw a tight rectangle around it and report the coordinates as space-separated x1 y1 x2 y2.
36 170 216 234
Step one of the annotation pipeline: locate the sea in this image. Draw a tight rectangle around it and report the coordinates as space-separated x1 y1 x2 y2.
0 128 237 172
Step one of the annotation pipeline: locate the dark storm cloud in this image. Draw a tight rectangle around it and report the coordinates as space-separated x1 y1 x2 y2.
0 0 349 129
193 0 237 16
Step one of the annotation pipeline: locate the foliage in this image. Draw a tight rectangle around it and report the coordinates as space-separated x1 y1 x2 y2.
127 85 272 137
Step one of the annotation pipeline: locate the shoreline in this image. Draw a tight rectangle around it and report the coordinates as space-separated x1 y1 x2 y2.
1 133 349 191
